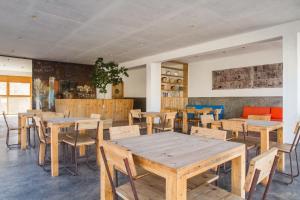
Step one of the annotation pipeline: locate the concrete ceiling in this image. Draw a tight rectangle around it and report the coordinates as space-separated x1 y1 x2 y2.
178 39 282 63
0 0 299 65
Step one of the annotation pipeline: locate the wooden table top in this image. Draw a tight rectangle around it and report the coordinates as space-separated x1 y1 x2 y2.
112 132 244 169
219 118 283 127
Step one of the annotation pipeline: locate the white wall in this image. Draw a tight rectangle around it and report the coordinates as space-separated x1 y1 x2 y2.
189 47 283 97
123 66 146 97
0 56 32 77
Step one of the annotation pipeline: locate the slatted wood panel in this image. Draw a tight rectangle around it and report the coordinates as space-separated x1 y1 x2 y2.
161 97 188 111
55 99 133 121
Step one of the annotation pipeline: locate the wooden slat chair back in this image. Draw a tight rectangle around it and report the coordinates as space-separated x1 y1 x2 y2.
63 110 70 118
244 148 279 199
27 109 42 114
191 126 227 141
248 115 271 121
109 125 140 140
161 112 177 129
221 120 247 133
214 109 222 120
41 112 64 121
3 112 12 130
90 113 101 119
33 116 48 144
130 109 142 119
200 114 215 127
75 119 100 131
290 121 300 151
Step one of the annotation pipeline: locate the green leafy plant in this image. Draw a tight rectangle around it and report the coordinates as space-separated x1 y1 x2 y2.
91 57 128 94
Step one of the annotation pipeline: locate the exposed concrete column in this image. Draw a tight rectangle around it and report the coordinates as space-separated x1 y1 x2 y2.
146 62 161 112
282 31 300 143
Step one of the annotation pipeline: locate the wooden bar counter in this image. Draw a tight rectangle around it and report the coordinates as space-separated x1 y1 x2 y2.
55 99 133 121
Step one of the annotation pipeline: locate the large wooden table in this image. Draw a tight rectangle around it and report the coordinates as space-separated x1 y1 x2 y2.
47 117 113 176
212 119 285 172
101 132 246 200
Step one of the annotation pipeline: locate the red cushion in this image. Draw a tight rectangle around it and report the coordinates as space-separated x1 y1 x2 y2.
242 106 271 118
271 107 282 120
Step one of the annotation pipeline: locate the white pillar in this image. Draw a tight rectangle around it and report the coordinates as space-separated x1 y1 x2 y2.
282 31 300 143
146 63 161 112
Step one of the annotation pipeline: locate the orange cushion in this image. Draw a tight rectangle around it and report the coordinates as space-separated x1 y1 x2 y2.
271 107 282 120
242 106 271 118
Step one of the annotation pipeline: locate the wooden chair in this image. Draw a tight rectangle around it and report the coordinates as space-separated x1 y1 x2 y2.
90 113 101 119
200 114 215 128
186 107 199 126
221 120 259 167
190 148 279 200
129 109 147 130
27 109 42 114
271 121 300 184
153 112 177 132
248 115 271 121
3 112 20 149
190 126 227 187
63 110 70 118
33 116 67 171
214 109 222 120
62 119 100 175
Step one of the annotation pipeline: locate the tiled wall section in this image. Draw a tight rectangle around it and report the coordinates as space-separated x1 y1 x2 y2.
188 96 282 118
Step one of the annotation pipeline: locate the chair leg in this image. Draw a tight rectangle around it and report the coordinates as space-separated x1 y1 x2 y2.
74 147 79 175
32 127 36 148
294 149 299 178
288 153 294 184
6 130 9 148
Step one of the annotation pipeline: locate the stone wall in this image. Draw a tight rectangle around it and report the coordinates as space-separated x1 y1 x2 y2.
188 96 282 118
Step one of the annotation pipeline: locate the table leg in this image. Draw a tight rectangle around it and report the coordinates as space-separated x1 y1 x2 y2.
182 112 188 134
260 129 270 184
18 115 21 144
96 122 104 166
231 151 246 198
128 113 133 125
166 174 187 200
50 125 59 176
277 127 285 172
39 143 46 165
146 116 153 135
20 116 27 150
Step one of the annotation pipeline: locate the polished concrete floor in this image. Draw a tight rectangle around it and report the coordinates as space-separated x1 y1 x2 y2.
0 116 299 200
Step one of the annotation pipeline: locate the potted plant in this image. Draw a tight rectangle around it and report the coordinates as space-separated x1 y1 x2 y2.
91 57 128 98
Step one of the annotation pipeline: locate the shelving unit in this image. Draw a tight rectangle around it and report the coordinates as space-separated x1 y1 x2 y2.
161 62 188 98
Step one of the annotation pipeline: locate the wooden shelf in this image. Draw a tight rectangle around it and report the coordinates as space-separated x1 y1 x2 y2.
161 66 183 71
161 82 183 86
161 74 184 78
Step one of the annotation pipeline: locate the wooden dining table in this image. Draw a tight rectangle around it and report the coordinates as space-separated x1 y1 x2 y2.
46 117 112 177
211 119 285 172
100 132 246 200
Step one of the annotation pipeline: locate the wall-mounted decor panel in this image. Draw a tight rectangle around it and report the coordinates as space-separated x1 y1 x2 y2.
212 63 282 90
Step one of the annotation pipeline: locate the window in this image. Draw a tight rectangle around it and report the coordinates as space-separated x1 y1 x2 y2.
0 82 7 95
9 82 31 96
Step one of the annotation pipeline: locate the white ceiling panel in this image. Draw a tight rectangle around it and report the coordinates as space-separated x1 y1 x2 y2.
0 0 299 64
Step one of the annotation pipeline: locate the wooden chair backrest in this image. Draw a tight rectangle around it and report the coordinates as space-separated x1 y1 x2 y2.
200 114 215 125
214 109 222 120
221 120 247 133
291 122 300 151
109 125 140 140
161 112 177 128
27 109 42 114
33 116 47 143
248 115 271 121
63 110 70 118
75 119 101 131
90 113 101 119
102 141 137 177
191 126 227 141
245 148 278 192
41 112 64 121
130 109 142 119
2 112 10 129
201 107 212 114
